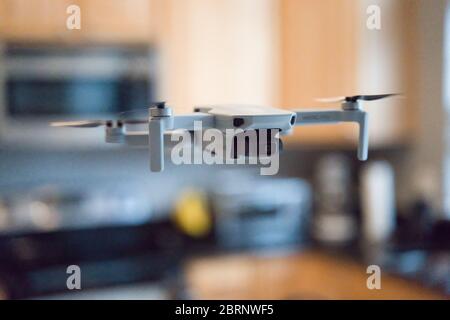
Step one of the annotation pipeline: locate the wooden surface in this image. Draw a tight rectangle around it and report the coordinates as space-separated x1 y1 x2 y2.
279 0 419 147
0 0 420 146
158 0 279 113
279 0 358 146
0 0 157 43
184 251 447 300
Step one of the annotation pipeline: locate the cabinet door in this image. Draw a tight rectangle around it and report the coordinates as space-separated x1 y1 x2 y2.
81 0 156 43
0 0 157 43
280 0 360 146
356 0 419 146
158 0 279 114
280 0 418 147
0 0 79 41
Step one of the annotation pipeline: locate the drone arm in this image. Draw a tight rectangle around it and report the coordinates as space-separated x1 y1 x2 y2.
356 111 368 161
148 112 214 172
149 118 166 171
294 109 368 161
338 110 368 161
295 109 343 125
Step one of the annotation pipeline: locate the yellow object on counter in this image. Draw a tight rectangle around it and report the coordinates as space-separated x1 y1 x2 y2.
173 189 212 237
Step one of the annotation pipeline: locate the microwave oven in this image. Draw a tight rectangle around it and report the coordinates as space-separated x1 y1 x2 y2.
0 44 157 148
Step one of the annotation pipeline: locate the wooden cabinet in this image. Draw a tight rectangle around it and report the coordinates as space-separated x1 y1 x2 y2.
280 0 359 146
157 0 279 113
0 0 157 43
0 0 73 41
279 0 419 147
0 0 418 147
80 0 159 43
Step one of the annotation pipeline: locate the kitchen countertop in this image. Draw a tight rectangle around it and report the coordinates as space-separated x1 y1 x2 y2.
184 250 448 300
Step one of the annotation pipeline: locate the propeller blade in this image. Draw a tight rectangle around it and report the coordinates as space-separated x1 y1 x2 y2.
349 93 401 101
51 118 148 128
118 108 148 117
317 93 402 103
118 102 166 118
50 120 106 128
316 96 346 103
121 119 148 125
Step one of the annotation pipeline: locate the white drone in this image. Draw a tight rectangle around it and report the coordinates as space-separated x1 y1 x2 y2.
51 94 399 172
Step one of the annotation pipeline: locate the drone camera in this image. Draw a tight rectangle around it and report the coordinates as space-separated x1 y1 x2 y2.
233 118 245 127
290 115 296 126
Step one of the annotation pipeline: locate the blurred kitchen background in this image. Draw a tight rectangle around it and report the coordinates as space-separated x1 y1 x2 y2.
0 0 449 299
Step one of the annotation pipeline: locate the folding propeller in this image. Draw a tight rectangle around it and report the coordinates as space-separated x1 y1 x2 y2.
51 102 166 128
50 119 147 128
118 101 166 118
317 93 401 103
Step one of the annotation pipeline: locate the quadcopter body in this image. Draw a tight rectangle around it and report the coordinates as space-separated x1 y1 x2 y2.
51 94 400 172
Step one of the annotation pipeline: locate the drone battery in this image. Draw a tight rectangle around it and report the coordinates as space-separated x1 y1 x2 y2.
231 129 282 160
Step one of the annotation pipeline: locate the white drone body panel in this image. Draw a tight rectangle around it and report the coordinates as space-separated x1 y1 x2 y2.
195 104 296 134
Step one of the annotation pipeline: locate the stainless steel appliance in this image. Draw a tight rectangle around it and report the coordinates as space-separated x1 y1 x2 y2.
0 43 157 148
211 174 311 248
